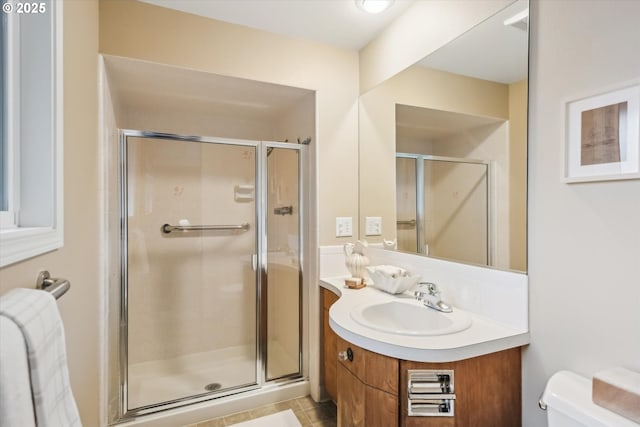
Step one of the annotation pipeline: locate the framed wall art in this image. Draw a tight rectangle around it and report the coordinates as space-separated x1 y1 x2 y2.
564 83 640 183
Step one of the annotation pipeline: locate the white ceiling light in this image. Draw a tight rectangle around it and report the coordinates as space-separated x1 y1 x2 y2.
355 0 395 14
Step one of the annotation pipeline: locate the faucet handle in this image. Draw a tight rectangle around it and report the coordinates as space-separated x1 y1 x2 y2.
414 290 428 300
419 282 439 296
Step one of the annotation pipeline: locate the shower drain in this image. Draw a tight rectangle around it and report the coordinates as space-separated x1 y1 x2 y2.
204 383 222 392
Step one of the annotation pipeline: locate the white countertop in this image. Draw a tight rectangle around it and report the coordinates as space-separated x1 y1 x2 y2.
321 276 530 363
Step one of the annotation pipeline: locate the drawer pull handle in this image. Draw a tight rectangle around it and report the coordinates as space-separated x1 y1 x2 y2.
338 347 354 362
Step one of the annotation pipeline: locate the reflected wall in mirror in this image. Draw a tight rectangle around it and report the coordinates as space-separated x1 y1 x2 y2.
359 0 528 272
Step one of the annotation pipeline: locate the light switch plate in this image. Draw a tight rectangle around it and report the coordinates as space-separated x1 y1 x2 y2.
365 216 382 236
336 217 353 237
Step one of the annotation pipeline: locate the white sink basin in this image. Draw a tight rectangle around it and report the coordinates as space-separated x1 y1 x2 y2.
350 300 472 336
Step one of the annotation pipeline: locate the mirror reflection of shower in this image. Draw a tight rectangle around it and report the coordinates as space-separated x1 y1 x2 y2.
396 154 490 266
395 103 519 270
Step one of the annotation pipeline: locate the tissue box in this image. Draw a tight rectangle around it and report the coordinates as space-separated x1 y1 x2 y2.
592 367 640 423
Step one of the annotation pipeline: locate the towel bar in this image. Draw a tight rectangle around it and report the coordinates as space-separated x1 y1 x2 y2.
161 223 250 234
36 270 70 300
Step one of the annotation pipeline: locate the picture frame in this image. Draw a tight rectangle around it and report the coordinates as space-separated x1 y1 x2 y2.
563 83 640 183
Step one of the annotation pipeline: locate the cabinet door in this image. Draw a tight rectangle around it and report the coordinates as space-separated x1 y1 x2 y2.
454 347 521 426
338 377 398 427
366 384 398 427
336 336 399 395
336 336 399 427
338 363 365 427
323 307 337 400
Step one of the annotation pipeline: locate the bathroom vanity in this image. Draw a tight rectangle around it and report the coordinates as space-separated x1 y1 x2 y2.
321 280 527 427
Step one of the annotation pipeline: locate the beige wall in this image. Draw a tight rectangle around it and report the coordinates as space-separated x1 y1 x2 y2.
359 0 511 93
99 0 359 247
523 0 640 425
508 80 527 272
0 1 101 425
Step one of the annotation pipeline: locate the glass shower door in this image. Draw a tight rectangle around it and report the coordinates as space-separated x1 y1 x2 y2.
123 134 259 412
396 153 490 264
423 159 489 265
396 157 418 253
265 145 302 381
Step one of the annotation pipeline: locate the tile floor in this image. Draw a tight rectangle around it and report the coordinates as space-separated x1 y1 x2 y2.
183 396 337 427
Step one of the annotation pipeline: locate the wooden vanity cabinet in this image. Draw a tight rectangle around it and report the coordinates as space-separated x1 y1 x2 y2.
321 288 521 427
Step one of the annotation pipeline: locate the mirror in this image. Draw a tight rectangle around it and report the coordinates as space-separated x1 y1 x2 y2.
359 0 528 272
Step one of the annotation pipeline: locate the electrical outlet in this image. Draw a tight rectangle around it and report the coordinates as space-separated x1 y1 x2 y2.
365 216 382 236
336 217 353 237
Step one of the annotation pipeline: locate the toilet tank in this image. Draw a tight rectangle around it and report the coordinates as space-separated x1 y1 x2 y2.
542 370 639 427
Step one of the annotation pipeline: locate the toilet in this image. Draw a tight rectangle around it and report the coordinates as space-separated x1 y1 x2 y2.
542 370 639 427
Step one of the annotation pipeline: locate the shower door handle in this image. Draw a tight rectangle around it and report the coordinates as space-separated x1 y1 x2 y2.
252 254 257 271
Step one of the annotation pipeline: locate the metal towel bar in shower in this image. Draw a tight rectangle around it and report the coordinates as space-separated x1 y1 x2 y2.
397 219 417 226
161 223 250 234
36 270 70 300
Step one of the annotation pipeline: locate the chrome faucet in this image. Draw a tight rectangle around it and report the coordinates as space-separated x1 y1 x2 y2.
414 282 453 313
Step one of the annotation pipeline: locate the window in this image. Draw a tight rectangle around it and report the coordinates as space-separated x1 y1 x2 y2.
1 10 9 216
0 0 63 267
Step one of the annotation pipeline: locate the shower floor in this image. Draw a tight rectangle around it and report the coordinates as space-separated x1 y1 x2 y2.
128 345 255 410
127 342 298 410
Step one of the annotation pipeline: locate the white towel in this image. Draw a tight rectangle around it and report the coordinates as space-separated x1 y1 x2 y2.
0 288 82 427
372 265 408 278
0 316 37 427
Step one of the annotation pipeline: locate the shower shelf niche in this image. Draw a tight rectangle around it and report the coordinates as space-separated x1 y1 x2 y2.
234 184 255 202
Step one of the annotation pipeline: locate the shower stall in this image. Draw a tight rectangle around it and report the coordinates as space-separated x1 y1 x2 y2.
101 55 317 424
115 130 307 419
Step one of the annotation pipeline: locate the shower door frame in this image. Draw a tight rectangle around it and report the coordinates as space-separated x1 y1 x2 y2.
117 130 306 420
396 153 494 265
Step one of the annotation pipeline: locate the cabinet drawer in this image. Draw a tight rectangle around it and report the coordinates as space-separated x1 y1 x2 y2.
336 336 398 395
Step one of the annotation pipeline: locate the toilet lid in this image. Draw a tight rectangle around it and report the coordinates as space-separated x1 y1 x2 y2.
542 371 638 427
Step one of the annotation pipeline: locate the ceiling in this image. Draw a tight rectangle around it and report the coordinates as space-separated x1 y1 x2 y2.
138 0 416 50
136 0 528 84
396 104 503 141
418 0 528 84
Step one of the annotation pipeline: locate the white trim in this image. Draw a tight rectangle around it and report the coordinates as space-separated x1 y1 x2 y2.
1 6 20 229
54 0 64 251
0 227 62 266
0 210 16 229
0 0 63 267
